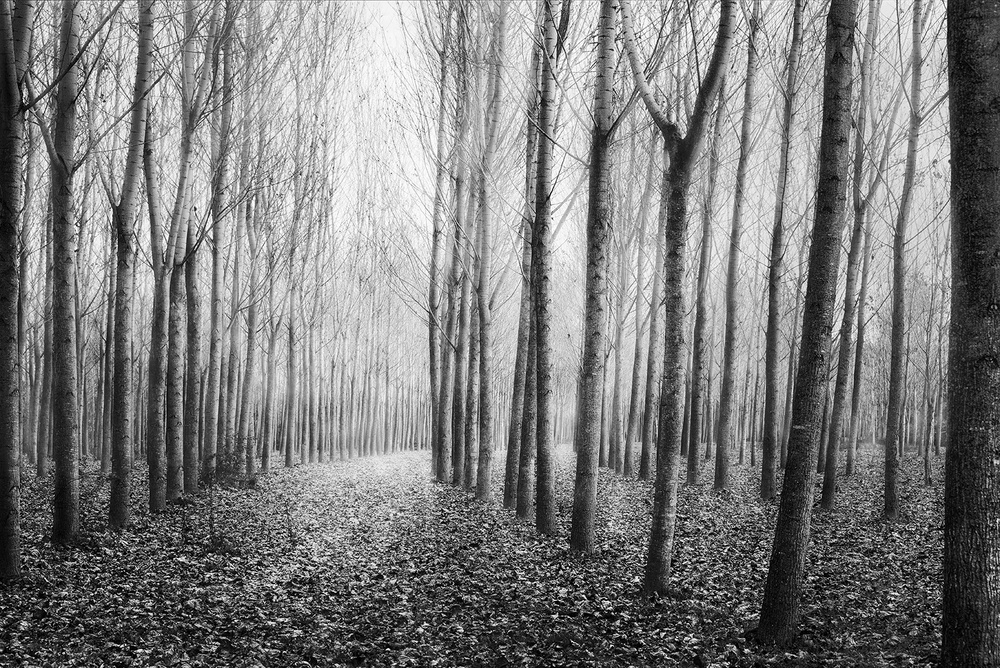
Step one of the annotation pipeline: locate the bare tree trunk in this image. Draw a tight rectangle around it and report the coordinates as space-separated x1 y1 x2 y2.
0 0 34 579
687 79 726 486
165 262 186 502
108 0 152 528
943 4 1000 662
475 1 505 501
884 0 924 522
203 34 233 486
50 0 81 545
516 308 537 520
622 0 736 594
716 0 760 490
531 0 563 536
239 200 260 479
182 225 200 495
761 0 804 502
756 0 858 643
570 0 614 553
623 138 656 477
144 115 167 513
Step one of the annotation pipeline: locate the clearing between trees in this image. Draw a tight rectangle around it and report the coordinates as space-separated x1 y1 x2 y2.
1 449 940 667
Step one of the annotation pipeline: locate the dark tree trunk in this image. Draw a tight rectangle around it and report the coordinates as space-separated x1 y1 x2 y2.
755 0 858 643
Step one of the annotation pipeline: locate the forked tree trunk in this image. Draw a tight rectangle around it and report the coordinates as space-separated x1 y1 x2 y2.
621 0 736 594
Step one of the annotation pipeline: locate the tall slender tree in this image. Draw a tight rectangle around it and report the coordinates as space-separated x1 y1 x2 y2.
621 0 736 594
716 0 761 491
109 0 153 529
884 0 925 521
570 0 615 553
0 0 34 579
756 0 859 643
761 0 805 502
49 0 82 545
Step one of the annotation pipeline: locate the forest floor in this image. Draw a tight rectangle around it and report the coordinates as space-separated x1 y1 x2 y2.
1 445 941 668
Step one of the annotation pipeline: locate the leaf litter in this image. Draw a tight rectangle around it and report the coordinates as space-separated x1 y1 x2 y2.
0 446 942 667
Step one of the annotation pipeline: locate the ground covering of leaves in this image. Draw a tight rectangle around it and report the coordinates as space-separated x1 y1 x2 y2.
1 446 942 667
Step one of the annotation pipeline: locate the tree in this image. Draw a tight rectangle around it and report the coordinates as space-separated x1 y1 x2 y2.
109 0 153 529
687 79 727 486
716 0 761 491
884 0 925 521
0 0 34 579
621 0 737 594
503 7 542 509
761 0 804 502
531 0 563 536
755 0 859 643
941 0 1000 664
570 0 615 553
474 0 505 502
49 0 82 545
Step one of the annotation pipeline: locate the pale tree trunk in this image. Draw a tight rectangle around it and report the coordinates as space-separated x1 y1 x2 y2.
183 225 200 495
165 256 186 501
638 137 667 482
715 0 760 490
686 79 726 486
284 269 297 468
101 237 114 474
570 0 615 553
884 0 924 522
147 0 215 506
239 195 260 479
109 0 153 529
144 112 167 512
609 237 628 474
50 0 81 545
531 0 563 536
166 0 216 502
516 310 537 520
622 0 736 594
920 260 939 487
846 132 878 473
475 1 505 502
943 3 1000 662
222 201 243 469
427 2 454 476
623 137 656 477
452 174 475 486
0 0 34 579
38 221 52 474
756 0 858 643
762 0 805 501
203 30 233 486
464 300 479 489
503 25 541 507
